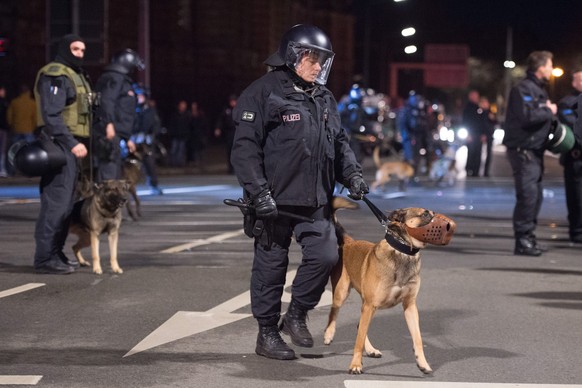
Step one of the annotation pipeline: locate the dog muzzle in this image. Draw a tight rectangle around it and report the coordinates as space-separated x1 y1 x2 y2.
405 213 456 245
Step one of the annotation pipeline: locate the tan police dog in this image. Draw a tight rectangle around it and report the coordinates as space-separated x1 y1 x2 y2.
69 180 129 274
324 197 456 374
370 146 415 192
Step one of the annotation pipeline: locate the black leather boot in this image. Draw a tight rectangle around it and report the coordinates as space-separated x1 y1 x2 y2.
279 299 314 348
255 324 295 360
527 235 548 252
514 236 542 256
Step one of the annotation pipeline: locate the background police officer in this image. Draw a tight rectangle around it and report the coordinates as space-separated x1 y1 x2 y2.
33 34 90 274
503 51 557 256
557 67 582 243
230 24 369 360
93 49 144 181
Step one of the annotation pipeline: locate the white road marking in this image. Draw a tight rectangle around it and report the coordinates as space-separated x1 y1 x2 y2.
0 283 45 299
160 229 246 253
124 269 333 357
0 375 42 385
137 185 232 196
345 382 582 388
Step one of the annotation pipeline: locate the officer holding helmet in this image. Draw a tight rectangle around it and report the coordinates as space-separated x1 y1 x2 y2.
31 34 91 274
230 24 368 360
93 48 144 181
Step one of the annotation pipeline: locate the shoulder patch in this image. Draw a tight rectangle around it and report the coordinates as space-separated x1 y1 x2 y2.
241 111 256 122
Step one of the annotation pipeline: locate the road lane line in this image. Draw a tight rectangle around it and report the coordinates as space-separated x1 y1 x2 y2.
160 229 245 253
0 283 45 299
344 382 582 388
0 375 42 385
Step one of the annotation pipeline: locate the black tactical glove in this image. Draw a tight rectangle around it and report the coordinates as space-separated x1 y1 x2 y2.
253 189 278 219
347 174 369 200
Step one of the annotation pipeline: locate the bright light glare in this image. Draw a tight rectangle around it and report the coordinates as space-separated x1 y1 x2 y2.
504 60 515 68
394 0 406 2
457 127 468 140
552 67 564 77
401 27 416 37
404 45 417 54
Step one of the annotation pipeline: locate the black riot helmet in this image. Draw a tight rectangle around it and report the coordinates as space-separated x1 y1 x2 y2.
8 140 67 177
264 24 335 85
111 49 145 74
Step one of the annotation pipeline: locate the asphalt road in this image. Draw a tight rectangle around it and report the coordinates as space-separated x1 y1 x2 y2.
1 148 581 388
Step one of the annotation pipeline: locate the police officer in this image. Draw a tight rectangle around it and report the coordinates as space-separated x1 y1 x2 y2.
230 24 369 360
33 34 91 274
557 67 582 243
340 84 368 163
503 51 557 256
132 83 163 194
93 49 144 181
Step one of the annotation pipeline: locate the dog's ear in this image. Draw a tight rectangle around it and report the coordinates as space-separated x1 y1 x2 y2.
387 209 408 223
93 182 103 192
386 220 407 237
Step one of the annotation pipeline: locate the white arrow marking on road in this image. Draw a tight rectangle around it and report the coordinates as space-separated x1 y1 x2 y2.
0 283 45 299
0 375 43 385
124 269 333 357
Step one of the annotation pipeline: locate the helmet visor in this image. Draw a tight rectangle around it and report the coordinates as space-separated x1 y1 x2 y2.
289 43 334 85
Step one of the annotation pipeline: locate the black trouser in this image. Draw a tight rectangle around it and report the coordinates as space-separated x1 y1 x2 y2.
34 146 77 266
563 154 582 239
506 148 544 238
251 206 338 326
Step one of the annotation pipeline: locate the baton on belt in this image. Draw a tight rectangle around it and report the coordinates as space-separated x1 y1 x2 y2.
223 199 315 223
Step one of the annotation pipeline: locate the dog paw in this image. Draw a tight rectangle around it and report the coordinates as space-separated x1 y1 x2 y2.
417 363 433 374
366 349 382 358
323 331 334 345
93 267 103 275
348 365 363 374
79 261 90 267
112 267 124 274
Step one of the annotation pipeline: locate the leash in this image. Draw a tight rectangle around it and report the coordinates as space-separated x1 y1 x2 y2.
361 195 419 255
361 195 389 225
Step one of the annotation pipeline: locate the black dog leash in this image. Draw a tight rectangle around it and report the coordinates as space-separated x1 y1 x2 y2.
361 195 419 255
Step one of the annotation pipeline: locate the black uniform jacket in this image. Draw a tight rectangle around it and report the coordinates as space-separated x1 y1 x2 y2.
231 68 361 207
93 66 136 141
503 73 554 150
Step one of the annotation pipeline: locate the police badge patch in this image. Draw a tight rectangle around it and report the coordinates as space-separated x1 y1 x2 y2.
242 111 256 122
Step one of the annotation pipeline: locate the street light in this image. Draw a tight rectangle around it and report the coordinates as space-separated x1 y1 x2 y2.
552 67 564 77
404 45 417 54
401 27 416 37
504 60 515 69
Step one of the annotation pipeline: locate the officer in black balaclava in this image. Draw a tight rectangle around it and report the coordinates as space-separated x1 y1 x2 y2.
31 34 93 274
93 49 145 181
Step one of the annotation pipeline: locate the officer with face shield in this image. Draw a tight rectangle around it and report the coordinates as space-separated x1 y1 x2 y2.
93 49 145 181
30 34 91 274
230 24 368 360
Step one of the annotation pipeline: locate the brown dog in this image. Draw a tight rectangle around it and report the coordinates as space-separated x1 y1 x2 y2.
69 180 129 274
371 146 414 192
324 197 456 374
122 152 143 221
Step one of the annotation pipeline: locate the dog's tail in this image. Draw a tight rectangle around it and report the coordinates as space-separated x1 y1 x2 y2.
331 196 359 245
372 145 382 169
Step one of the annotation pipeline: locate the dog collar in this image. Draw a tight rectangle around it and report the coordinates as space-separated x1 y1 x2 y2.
384 231 419 256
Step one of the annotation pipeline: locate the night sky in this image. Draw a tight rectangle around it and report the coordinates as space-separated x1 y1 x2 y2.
354 0 582 93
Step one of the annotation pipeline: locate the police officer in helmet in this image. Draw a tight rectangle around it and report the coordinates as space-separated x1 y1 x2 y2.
231 24 368 360
93 48 145 181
